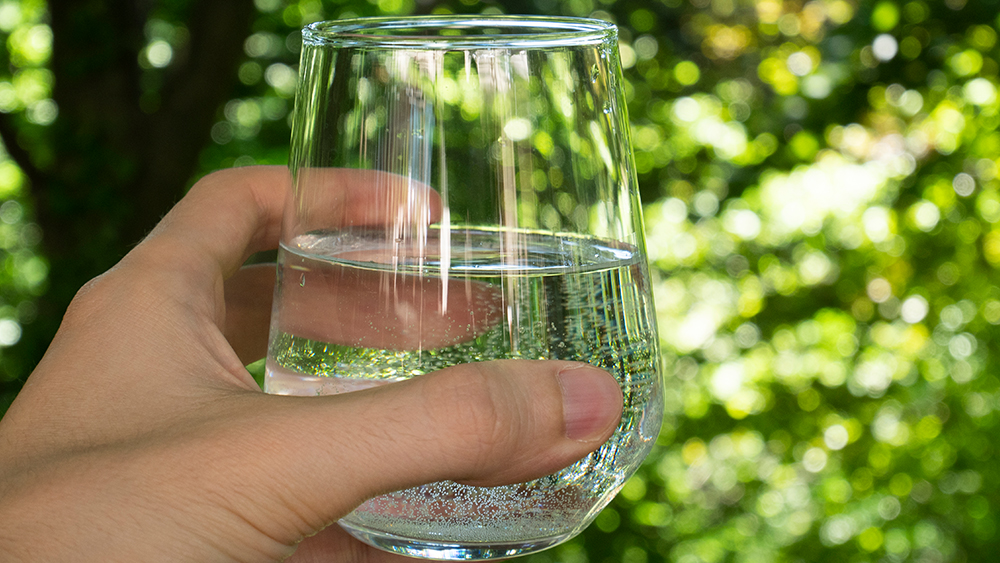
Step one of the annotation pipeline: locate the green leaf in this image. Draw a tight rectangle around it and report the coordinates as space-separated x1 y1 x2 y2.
246 358 266 390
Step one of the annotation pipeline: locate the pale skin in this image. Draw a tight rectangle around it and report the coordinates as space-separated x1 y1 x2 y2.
0 166 624 562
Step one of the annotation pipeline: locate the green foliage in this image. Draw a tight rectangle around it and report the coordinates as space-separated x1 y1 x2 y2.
0 0 49 409
247 357 267 389
578 0 1000 561
3 0 1000 560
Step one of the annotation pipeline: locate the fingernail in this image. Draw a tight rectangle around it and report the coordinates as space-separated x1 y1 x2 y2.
557 364 623 442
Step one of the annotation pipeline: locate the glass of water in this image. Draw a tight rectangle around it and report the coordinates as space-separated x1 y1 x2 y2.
266 15 662 560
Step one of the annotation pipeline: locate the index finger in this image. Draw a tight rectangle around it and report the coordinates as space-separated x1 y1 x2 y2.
133 166 443 322
140 165 290 280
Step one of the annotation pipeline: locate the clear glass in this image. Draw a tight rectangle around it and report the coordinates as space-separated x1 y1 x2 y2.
266 15 663 560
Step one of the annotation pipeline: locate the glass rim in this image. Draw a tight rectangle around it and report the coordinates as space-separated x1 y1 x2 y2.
301 15 618 50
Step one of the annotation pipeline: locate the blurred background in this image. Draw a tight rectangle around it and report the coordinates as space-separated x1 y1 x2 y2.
1 0 998 561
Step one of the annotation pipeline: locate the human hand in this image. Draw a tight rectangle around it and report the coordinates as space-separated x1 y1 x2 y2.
0 166 623 562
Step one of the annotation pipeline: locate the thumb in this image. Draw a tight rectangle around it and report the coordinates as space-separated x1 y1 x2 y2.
251 360 623 537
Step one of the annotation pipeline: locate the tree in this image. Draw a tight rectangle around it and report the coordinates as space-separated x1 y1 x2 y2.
0 0 255 393
3 0 1000 561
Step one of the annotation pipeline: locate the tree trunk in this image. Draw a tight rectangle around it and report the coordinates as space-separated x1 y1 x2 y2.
4 0 255 380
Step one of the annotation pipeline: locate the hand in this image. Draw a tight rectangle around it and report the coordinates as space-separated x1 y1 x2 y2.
0 166 624 563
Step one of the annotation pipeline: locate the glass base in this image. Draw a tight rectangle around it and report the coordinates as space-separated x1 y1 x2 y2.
338 519 573 561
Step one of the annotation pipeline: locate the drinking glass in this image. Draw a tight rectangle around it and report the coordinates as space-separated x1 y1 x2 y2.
265 15 663 560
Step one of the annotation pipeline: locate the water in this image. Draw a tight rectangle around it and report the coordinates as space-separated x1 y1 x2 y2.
266 228 662 559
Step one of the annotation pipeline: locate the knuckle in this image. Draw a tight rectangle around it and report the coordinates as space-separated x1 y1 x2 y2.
191 167 241 191
61 273 117 328
60 259 168 334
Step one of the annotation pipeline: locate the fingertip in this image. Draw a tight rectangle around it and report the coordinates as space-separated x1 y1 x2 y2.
556 364 623 442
